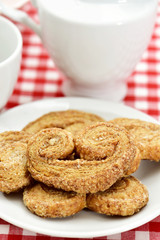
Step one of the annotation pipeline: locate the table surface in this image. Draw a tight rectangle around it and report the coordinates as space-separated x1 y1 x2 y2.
1 1 160 240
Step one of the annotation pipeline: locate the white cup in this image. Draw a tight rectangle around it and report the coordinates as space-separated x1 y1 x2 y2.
2 0 158 101
0 16 22 109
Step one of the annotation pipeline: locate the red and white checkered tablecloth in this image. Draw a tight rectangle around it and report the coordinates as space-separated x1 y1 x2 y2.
1 1 160 240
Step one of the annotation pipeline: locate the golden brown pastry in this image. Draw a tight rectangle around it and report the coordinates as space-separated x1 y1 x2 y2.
109 118 160 162
0 142 31 193
86 176 149 216
23 183 86 218
124 146 141 176
0 130 31 147
22 109 105 135
75 121 141 176
27 123 137 193
0 131 32 193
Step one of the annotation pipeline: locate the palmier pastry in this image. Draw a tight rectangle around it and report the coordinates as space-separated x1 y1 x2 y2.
27 123 137 193
75 122 141 176
124 146 141 176
23 183 86 218
0 130 31 147
0 131 32 193
22 109 105 135
86 176 149 216
0 142 31 193
109 118 160 162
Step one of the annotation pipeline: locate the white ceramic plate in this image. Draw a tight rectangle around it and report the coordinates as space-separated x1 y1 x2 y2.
0 97 160 238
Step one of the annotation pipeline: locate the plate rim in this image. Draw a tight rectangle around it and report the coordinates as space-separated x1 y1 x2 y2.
0 205 159 238
0 97 158 124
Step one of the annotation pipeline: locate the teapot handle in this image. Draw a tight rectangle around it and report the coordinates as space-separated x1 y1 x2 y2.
0 1 41 38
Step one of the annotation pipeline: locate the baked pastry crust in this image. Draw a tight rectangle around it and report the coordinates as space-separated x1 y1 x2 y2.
109 118 160 162
0 142 31 193
86 176 149 216
124 146 141 176
22 109 105 135
27 123 137 193
23 183 86 218
0 131 31 146
0 131 32 193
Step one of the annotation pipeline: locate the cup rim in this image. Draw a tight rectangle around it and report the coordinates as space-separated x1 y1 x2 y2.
36 0 158 25
0 16 22 67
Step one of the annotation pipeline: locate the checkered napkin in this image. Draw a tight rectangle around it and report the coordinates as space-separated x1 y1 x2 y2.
1 1 160 240
124 4 160 121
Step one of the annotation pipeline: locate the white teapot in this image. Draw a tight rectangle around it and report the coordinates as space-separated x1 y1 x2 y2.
1 0 158 100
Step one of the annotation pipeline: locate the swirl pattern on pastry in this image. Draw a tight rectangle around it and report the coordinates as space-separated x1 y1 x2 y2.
86 176 149 216
0 131 32 193
109 118 160 162
23 183 86 218
22 109 105 135
27 123 137 193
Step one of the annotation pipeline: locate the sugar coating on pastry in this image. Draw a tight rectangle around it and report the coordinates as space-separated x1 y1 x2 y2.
86 176 149 216
109 118 160 162
27 123 137 193
0 142 31 193
75 122 141 176
124 146 141 176
23 183 86 218
0 131 32 193
0 131 31 147
22 109 105 135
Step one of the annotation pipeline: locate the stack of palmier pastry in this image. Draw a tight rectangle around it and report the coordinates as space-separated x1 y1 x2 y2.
1 109 158 218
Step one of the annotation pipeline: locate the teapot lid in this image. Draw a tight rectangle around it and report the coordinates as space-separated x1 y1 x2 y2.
39 0 156 24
